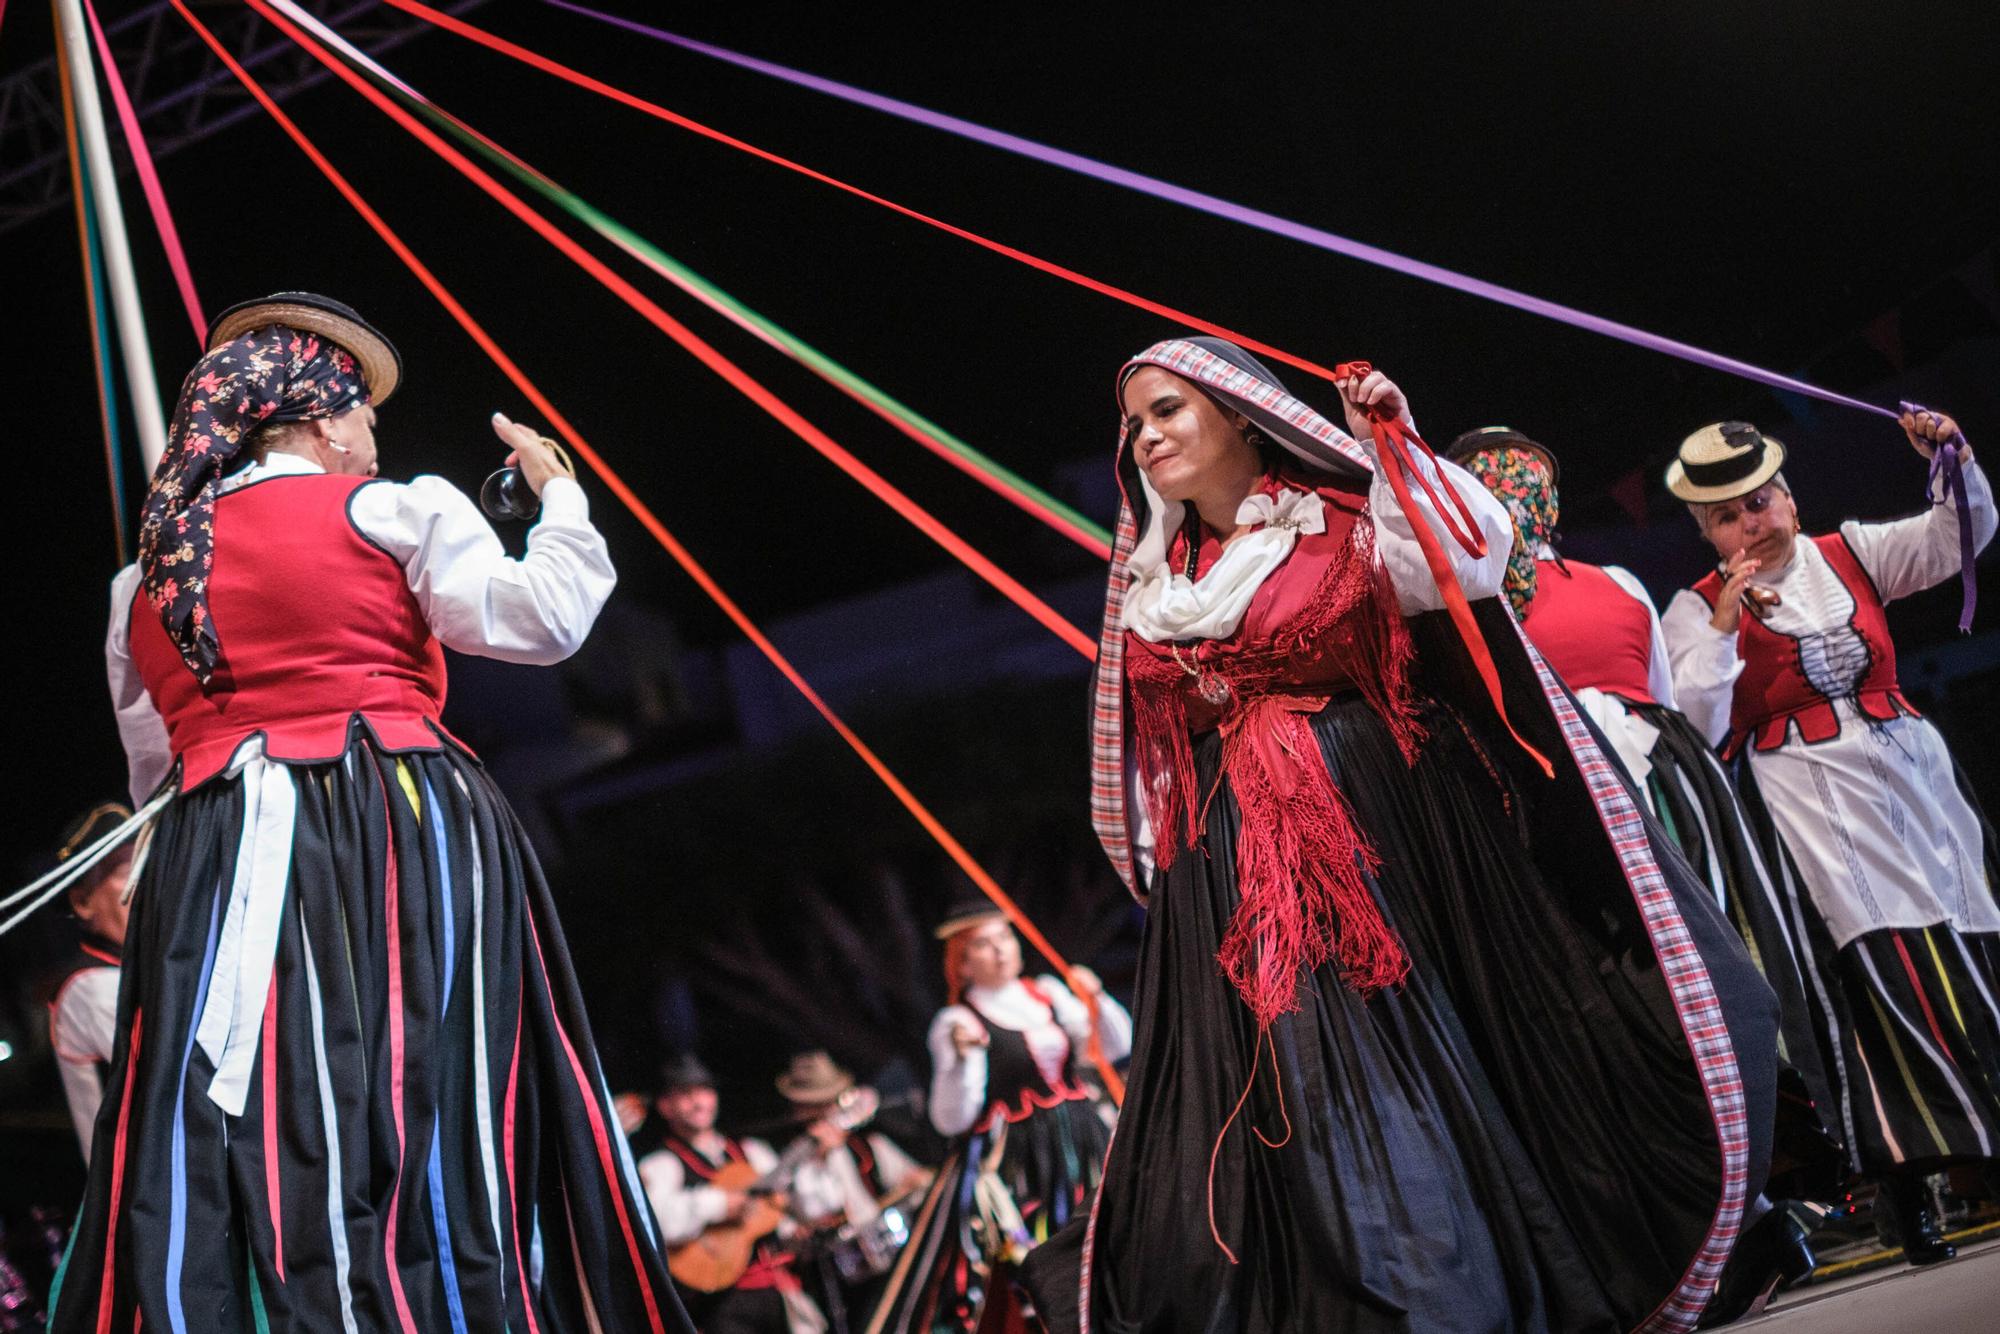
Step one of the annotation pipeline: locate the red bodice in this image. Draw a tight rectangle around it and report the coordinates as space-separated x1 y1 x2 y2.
1123 474 1419 1017
1520 560 1657 706
130 473 453 790
1692 532 1915 758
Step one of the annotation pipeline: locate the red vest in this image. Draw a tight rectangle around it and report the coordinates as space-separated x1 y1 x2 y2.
1520 560 1658 706
130 474 452 790
1692 533 1915 758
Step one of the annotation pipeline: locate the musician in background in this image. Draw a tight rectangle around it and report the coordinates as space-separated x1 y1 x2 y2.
43 804 136 1164
778 1052 930 1333
638 1054 827 1334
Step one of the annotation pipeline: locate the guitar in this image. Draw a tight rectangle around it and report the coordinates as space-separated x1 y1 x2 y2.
667 1086 879 1292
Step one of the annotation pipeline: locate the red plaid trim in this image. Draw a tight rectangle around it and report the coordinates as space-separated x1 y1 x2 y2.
1511 621 1748 1332
1091 339 1369 894
1085 345 1746 1329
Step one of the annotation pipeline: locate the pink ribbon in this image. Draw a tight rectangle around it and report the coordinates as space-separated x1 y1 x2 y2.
82 0 206 342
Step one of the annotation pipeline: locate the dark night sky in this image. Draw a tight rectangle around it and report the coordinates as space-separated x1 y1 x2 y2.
6 0 1999 880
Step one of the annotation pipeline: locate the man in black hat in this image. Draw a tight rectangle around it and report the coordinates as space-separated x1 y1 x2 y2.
638 1055 825 1334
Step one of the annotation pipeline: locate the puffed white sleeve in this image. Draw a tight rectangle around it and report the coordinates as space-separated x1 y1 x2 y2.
106 564 173 804
927 1005 990 1137
1603 565 1680 712
349 474 615 664
637 1147 732 1246
1367 448 1516 614
1039 975 1134 1065
51 968 121 1164
1838 458 1996 604
1661 588 1741 749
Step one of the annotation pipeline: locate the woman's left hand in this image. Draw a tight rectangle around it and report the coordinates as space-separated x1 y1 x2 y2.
1068 966 1103 998
1899 405 1971 464
1334 368 1412 443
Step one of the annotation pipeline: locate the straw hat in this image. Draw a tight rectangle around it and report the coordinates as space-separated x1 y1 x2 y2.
205 291 402 404
774 1051 855 1104
1666 421 1786 503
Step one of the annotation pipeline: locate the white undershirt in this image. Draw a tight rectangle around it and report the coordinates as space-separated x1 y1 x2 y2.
49 965 119 1164
926 975 1133 1137
104 452 616 803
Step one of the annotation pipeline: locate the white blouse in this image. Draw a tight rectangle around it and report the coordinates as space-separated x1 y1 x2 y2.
1662 460 1995 747
104 451 616 803
926 975 1134 1137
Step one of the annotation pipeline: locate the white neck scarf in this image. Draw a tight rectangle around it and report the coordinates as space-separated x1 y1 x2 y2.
1122 484 1326 642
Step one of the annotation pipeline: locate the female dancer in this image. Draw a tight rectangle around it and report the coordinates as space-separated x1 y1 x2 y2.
1661 415 2000 1264
53 293 688 1332
1025 337 1781 1332
874 902 1129 1331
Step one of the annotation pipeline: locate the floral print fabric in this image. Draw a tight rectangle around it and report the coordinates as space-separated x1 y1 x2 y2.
138 324 371 686
1458 445 1558 617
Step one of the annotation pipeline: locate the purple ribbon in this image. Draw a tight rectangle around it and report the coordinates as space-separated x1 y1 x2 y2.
546 0 1902 424
543 1 1978 632
1907 402 1978 632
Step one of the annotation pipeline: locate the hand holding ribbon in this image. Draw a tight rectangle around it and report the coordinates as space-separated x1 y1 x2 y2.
1335 361 1554 777
1903 401 1978 633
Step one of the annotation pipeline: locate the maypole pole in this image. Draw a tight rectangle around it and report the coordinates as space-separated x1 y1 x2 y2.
51 0 167 471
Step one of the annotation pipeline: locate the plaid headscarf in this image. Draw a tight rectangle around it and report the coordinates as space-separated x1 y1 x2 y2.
1457 445 1558 617
138 324 372 686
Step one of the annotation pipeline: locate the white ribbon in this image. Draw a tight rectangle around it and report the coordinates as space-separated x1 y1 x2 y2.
1572 687 1663 798
195 741 297 1116
1123 487 1327 643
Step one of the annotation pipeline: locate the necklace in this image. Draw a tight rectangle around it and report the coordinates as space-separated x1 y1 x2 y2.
1172 516 1233 706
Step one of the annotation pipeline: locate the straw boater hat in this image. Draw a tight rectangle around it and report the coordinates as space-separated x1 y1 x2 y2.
775 1051 855 1104
205 291 403 404
1445 426 1560 482
1666 421 1786 504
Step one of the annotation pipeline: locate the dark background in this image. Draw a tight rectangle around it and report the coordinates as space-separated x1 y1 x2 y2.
4 0 1999 1173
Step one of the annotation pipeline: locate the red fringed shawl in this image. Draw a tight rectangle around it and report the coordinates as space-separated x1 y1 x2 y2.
1125 475 1422 1026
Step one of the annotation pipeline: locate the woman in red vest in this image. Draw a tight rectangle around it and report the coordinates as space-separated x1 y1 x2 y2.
1661 415 2000 1266
1451 430 1843 1211
54 294 689 1333
1023 336 1785 1332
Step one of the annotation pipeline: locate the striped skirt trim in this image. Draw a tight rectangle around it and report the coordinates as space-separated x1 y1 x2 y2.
1835 926 2000 1172
51 736 690 1334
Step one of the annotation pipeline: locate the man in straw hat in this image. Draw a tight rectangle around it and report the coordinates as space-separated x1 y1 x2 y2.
53 292 689 1332
1660 409 2000 1267
776 1051 926 1331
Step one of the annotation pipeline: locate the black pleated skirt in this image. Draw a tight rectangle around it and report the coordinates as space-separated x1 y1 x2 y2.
50 734 689 1334
876 1096 1110 1333
1635 703 1846 1193
1026 693 1777 1334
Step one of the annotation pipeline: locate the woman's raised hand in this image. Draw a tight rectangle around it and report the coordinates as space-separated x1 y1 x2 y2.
1333 368 1411 443
1708 548 1763 634
1899 404 1971 465
491 411 573 496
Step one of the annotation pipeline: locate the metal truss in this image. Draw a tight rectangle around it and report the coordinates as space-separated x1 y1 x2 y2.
0 0 489 235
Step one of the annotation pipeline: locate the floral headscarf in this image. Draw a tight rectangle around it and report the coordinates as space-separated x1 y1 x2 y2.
138 324 372 686
1457 445 1558 617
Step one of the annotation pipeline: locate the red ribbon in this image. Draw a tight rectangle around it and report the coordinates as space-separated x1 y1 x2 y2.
1335 362 1554 779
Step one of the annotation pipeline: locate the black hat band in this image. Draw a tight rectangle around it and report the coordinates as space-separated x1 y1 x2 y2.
1680 444 1769 489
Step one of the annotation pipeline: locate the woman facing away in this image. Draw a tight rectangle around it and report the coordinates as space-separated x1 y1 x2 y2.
53 293 689 1333
1449 429 1844 1220
1021 336 1786 1333
1660 415 2000 1265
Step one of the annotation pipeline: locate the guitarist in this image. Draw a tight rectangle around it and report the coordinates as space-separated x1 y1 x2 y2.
638 1055 827 1334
